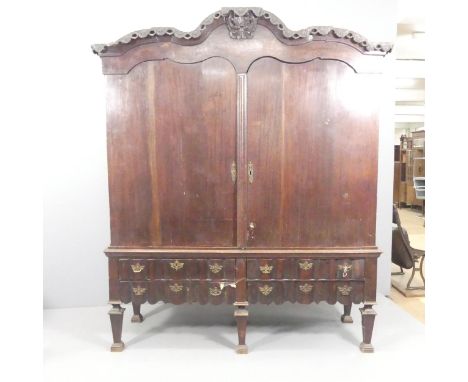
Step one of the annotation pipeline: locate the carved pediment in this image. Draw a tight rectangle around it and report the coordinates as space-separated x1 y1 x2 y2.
92 7 392 56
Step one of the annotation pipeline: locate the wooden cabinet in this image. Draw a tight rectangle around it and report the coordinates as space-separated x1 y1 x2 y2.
394 131 425 208
93 8 391 354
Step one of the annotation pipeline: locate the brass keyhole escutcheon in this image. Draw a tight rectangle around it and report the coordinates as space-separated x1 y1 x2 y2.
248 161 254 183
248 222 256 241
231 161 237 183
338 264 352 278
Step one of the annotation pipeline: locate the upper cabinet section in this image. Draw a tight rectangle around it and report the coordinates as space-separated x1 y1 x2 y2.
92 8 393 75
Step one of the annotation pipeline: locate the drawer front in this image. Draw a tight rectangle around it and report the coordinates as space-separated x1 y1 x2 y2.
247 281 365 305
119 280 236 305
119 258 236 281
246 258 365 280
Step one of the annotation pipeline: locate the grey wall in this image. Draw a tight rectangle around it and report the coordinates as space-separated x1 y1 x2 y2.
43 0 397 308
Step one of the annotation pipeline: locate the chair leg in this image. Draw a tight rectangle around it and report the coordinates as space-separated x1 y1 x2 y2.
406 264 417 289
392 266 405 276
419 256 425 286
407 258 425 290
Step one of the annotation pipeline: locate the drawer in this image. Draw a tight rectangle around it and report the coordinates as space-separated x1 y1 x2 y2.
119 280 236 305
247 281 364 305
246 258 316 279
118 258 236 281
246 258 365 280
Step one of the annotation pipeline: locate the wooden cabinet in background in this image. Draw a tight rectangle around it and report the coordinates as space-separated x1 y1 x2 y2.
92 8 392 354
394 131 425 208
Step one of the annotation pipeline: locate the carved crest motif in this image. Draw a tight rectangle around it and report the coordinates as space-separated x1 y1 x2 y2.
224 9 258 39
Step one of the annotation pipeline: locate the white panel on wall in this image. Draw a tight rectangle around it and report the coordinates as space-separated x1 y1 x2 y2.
395 105 425 115
395 114 425 123
43 0 397 308
395 89 425 101
395 59 425 78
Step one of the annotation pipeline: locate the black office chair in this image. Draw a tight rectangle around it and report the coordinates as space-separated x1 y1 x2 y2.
391 205 425 290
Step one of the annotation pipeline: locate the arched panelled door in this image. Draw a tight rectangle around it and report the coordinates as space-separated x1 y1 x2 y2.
245 57 380 248
107 57 238 247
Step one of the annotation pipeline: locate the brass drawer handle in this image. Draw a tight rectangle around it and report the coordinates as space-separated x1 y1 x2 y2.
131 263 145 273
169 283 184 293
259 264 273 274
338 285 353 296
298 261 313 271
209 263 223 274
170 260 184 271
299 283 314 293
338 264 352 278
259 284 273 296
132 286 146 296
209 286 223 296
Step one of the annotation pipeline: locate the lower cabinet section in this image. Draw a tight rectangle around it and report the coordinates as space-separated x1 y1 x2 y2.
115 257 366 306
108 253 378 353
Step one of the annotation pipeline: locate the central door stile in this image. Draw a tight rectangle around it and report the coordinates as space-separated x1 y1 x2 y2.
236 73 248 248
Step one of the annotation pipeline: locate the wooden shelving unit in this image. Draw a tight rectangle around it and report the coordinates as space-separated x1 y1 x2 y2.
394 130 425 209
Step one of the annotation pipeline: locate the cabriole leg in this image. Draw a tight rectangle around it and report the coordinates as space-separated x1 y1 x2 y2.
131 301 144 323
341 304 353 323
359 304 376 353
234 303 248 354
109 304 125 352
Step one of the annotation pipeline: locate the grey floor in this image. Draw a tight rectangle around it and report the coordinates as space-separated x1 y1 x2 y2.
44 294 425 382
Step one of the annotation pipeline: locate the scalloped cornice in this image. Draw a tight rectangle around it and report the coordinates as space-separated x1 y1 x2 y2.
91 8 393 56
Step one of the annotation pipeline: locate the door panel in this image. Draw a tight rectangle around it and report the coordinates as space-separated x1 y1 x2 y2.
246 58 379 248
107 58 237 247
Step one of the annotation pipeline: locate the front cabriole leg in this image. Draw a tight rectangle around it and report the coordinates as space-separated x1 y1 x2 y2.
131 301 144 323
359 303 376 353
109 304 125 352
234 302 248 354
341 303 353 323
